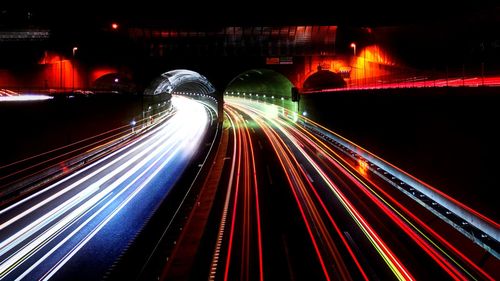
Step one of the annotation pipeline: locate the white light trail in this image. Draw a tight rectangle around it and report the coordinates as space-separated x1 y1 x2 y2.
0 96 210 280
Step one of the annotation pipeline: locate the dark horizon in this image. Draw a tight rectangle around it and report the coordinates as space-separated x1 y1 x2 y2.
1 2 499 29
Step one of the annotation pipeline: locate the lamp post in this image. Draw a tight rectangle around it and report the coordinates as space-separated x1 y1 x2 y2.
364 46 367 86
350 43 356 87
60 55 63 90
131 120 136 133
72 47 78 93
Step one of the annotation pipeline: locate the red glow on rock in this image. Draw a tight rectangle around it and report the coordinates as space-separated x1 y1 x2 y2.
90 67 118 83
39 51 64 65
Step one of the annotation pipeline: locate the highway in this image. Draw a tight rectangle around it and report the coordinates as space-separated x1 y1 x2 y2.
0 96 212 280
209 96 499 280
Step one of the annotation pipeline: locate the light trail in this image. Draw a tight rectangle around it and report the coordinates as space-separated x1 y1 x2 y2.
0 95 52 102
282 117 495 280
0 96 211 280
230 101 411 281
293 107 500 253
301 76 500 93
218 106 264 281
225 96 499 280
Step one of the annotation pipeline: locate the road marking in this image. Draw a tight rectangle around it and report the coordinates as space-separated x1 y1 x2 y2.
266 165 273 185
299 163 314 183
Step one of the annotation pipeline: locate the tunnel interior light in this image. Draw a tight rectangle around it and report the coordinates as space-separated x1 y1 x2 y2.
114 78 119 83
111 23 119 30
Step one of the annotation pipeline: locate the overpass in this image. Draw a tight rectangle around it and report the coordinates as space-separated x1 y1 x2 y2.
126 25 398 91
0 25 400 97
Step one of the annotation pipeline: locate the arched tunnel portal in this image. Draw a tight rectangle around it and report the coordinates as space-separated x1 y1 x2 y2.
145 69 221 120
224 69 297 111
302 70 347 91
225 69 293 98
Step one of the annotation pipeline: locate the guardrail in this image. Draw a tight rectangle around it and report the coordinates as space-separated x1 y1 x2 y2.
0 108 173 207
294 113 500 258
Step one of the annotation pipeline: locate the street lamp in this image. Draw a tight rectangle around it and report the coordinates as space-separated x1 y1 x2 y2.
350 43 357 87
72 47 78 93
131 120 136 133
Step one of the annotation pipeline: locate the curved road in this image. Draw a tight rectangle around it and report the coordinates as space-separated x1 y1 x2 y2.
0 96 212 280
208 96 499 281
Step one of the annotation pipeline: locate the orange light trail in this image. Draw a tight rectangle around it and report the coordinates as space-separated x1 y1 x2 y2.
227 97 499 280
235 98 496 280
251 110 334 281
221 106 264 281
295 126 495 280
262 111 414 281
228 101 406 280
300 113 500 232
268 114 476 279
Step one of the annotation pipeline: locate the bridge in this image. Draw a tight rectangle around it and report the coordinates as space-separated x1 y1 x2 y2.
0 24 405 96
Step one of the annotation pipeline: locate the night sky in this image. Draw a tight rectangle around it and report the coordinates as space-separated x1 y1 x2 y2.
1 2 498 69
2 1 498 28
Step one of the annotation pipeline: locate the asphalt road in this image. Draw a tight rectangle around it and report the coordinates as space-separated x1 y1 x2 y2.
0 96 211 280
207 97 499 280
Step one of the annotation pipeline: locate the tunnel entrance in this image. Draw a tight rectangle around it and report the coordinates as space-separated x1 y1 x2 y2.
303 70 346 91
225 69 294 99
145 69 220 119
145 69 216 96
93 73 137 94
